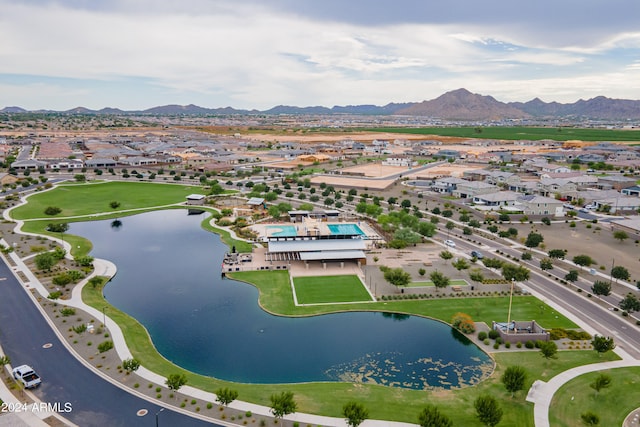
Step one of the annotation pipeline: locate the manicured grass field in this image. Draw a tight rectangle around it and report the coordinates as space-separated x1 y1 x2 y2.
293 275 373 304
365 126 640 142
10 181 205 220
549 367 640 426
81 270 615 426
407 279 468 288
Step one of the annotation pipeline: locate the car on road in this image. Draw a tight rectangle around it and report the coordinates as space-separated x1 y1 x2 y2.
470 250 484 259
444 239 456 248
12 365 41 388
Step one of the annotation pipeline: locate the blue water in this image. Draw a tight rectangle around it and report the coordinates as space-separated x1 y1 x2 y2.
70 210 492 389
327 223 365 235
267 225 298 237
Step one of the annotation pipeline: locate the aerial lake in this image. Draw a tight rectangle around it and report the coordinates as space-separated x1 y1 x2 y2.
70 209 493 390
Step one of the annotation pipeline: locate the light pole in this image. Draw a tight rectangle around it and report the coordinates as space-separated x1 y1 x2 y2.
507 278 515 334
102 306 107 328
155 407 165 427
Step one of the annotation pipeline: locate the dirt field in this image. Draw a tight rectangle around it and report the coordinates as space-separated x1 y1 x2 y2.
338 163 415 178
508 220 640 283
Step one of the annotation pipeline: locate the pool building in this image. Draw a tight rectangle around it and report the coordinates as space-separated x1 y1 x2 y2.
249 214 380 270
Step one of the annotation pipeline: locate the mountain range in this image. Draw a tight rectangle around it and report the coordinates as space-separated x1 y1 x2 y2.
3 89 640 120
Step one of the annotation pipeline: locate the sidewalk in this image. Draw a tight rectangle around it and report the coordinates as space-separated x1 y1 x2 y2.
0 237 417 427
527 359 640 427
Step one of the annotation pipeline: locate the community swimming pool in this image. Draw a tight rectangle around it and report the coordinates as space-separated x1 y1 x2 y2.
266 225 298 237
70 210 492 390
327 223 365 236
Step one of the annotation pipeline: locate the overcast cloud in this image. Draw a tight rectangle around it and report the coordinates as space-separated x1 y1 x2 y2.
1 0 639 110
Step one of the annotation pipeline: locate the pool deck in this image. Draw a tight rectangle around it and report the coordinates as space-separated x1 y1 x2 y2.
251 218 379 241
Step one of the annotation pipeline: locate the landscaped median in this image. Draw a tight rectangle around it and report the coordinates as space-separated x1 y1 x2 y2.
81 269 617 426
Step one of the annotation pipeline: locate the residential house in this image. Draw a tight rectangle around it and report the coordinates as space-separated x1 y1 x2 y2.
621 186 640 197
472 191 520 208
453 181 497 199
431 177 466 195
593 196 640 214
517 195 564 216
537 178 577 197
382 155 417 167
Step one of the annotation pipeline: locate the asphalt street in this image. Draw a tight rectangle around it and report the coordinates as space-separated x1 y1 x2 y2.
0 259 220 427
438 230 640 359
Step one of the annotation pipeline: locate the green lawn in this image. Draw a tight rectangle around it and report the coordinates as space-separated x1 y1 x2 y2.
10 181 205 220
230 271 577 329
82 272 615 426
293 275 373 304
364 126 640 142
407 279 468 288
549 367 640 426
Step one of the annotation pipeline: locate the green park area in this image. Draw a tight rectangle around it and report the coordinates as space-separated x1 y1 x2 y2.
81 269 618 426
293 275 373 304
550 367 640 426
367 126 640 142
10 180 622 425
8 181 252 254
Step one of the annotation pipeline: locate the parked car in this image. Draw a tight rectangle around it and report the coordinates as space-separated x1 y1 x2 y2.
444 239 456 248
12 365 41 389
470 250 484 259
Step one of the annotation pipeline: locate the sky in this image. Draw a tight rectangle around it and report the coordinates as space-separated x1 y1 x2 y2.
1 0 640 110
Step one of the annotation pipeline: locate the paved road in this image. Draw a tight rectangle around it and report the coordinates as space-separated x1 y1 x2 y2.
0 259 219 427
436 229 640 359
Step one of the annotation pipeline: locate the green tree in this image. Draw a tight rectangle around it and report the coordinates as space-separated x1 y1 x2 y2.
573 254 594 266
44 206 61 215
619 293 640 313
268 205 281 219
445 221 455 231
589 373 612 397
382 268 411 288
539 258 553 271
547 249 567 259
611 265 630 282
613 230 629 243
452 258 469 274
215 387 239 406
270 391 297 420
591 335 615 356
501 365 527 398
581 411 600 426
539 341 558 359
439 251 453 264
525 232 544 248
34 252 57 271
564 270 579 282
47 222 69 234
501 264 530 282
342 401 368 427
122 358 140 373
430 271 450 292
591 281 611 298
109 201 121 209
165 373 187 392
474 394 503 427
417 404 453 427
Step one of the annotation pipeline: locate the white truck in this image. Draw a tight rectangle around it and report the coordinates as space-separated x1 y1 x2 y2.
12 365 42 389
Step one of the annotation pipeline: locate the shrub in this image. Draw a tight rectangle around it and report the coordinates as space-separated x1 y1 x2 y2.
60 307 76 317
493 342 500 349
97 340 114 353
525 340 535 349
488 329 500 340
478 331 488 340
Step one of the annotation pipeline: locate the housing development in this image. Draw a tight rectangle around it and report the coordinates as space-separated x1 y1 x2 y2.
1 107 640 427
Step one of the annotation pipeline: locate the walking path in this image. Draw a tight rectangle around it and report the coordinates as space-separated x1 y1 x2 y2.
2 187 638 427
527 359 640 427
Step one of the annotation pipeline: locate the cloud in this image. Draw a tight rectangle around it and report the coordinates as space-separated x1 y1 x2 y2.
1 0 639 109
